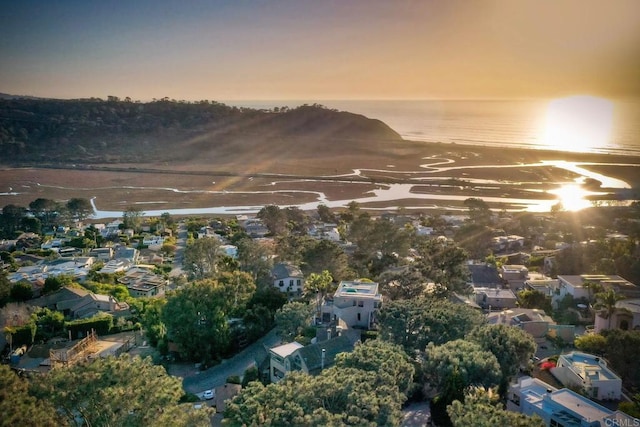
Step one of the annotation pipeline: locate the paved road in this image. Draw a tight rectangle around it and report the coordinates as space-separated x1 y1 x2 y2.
169 221 188 280
182 328 281 394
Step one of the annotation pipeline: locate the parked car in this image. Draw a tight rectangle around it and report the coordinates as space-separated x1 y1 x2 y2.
203 390 214 400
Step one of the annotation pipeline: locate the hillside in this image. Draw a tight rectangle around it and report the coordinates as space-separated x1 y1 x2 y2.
0 98 402 165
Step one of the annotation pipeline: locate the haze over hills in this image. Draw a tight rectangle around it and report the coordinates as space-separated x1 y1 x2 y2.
0 97 402 166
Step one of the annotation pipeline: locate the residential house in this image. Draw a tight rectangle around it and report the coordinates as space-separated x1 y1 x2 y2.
269 335 355 383
594 298 640 333
507 376 637 427
114 246 139 264
467 263 504 289
557 274 640 307
474 287 518 310
99 259 133 274
242 219 269 238
90 247 113 261
269 342 304 382
323 281 383 329
118 267 167 298
487 308 556 339
28 286 129 319
271 263 304 295
501 264 529 291
551 352 622 401
525 278 560 298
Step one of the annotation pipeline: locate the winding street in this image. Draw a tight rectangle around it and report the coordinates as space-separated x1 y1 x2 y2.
182 328 281 394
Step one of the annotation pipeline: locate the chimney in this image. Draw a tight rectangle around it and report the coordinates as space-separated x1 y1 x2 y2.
321 348 326 370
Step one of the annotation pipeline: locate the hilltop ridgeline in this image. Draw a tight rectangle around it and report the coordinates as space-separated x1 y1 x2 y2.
0 97 402 164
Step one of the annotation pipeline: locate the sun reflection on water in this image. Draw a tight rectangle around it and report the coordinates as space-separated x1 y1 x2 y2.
548 184 601 211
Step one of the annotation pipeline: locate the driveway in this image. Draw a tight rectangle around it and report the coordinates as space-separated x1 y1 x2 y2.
182 328 281 394
169 221 188 280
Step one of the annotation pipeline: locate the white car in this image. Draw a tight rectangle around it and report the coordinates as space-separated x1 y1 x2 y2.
203 390 214 400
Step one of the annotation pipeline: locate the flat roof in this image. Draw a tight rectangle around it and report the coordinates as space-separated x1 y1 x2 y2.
561 352 619 381
270 342 304 358
335 281 380 298
550 389 612 422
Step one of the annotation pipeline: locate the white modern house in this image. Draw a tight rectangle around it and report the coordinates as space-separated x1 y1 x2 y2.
551 352 622 401
507 376 636 427
322 281 382 329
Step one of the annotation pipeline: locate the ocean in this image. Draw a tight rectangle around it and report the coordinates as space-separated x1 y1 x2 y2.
224 99 640 157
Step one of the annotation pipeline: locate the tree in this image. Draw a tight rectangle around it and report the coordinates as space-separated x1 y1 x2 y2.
413 237 471 296
574 333 607 355
30 354 213 426
464 198 492 226
29 198 60 231
1 204 26 237
225 367 405 426
0 364 63 426
602 330 640 390
301 239 351 281
257 204 287 236
0 270 11 306
594 289 625 330
33 307 65 338
214 270 256 317
335 339 414 397
183 237 221 280
377 296 485 354
122 206 144 231
10 281 33 302
43 274 74 295
274 301 314 342
304 270 333 317
517 289 553 314
447 387 545 427
377 266 427 300
66 197 93 221
235 237 273 285
619 393 640 419
317 204 336 223
161 280 230 363
138 297 167 347
467 324 536 395
422 340 501 403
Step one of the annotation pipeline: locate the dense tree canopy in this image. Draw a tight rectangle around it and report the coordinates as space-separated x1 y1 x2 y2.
0 365 63 426
274 301 314 342
422 340 501 402
377 296 485 354
183 237 222 280
225 367 405 427
448 387 544 427
467 324 536 394
30 355 213 427
412 237 471 296
161 280 230 362
335 339 414 397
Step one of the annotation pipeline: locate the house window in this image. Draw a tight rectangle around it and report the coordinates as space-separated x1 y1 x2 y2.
289 280 294 287
296 279 301 287
352 300 356 306
279 280 284 287
357 313 361 321
358 300 364 307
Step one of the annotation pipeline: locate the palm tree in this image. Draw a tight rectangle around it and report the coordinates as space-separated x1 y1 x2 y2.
594 289 625 330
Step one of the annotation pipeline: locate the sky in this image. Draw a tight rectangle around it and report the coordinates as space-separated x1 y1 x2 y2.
1 0 640 101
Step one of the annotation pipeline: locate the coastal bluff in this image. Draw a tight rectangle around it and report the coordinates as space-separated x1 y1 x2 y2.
0 98 402 165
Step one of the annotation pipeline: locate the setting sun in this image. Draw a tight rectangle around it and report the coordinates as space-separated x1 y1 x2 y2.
541 96 614 153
